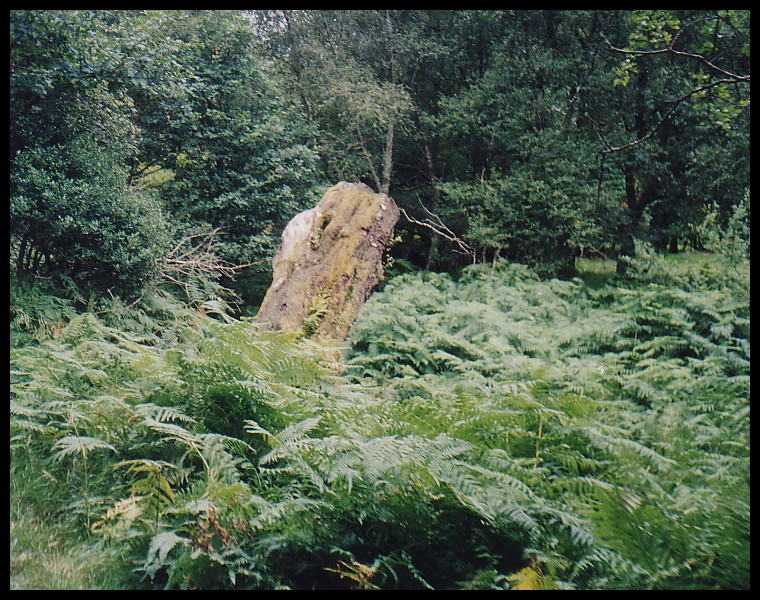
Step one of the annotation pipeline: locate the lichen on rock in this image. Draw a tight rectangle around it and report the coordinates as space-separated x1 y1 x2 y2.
255 182 400 342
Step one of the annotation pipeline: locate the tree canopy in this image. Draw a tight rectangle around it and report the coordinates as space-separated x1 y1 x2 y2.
10 9 749 303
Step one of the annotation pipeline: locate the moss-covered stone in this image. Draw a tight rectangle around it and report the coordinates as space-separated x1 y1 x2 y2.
255 182 400 342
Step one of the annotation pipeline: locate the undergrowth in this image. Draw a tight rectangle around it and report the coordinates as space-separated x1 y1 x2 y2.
345 258 749 589
9 255 749 589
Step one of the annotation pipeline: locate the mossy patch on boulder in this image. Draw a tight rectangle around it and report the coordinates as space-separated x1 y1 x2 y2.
255 182 400 342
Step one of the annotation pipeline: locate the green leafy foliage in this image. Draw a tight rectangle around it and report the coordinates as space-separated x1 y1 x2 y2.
10 9 325 306
12 139 171 295
8 8 751 592
10 10 171 295
346 260 749 589
10 256 748 589
130 10 325 303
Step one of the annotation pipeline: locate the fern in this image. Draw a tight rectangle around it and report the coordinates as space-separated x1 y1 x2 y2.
142 531 192 581
344 261 749 589
10 258 749 589
51 436 117 461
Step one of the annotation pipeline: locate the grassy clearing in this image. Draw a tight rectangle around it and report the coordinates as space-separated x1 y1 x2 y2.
575 250 738 288
574 257 617 287
9 458 132 590
10 508 130 590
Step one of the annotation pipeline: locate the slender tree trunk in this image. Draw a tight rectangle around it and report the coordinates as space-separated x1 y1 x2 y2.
380 10 397 196
616 161 639 275
617 63 652 275
423 141 442 269
16 234 28 279
380 118 394 195
353 119 383 192
30 247 43 278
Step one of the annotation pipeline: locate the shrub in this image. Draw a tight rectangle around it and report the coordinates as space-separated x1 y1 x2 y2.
11 138 171 296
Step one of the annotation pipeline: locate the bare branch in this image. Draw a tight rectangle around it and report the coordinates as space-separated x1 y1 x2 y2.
600 77 747 154
400 200 476 263
595 22 750 154
600 31 749 83
158 229 252 304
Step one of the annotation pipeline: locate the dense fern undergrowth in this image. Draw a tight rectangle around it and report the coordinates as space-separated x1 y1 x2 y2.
10 256 749 590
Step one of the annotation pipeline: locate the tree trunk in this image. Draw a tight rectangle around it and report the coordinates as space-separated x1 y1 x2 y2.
616 161 639 275
379 10 396 196
15 234 28 279
423 141 443 270
669 235 679 253
617 153 662 274
380 119 394 195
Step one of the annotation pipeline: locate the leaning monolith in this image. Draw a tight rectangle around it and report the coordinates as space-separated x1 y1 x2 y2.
255 182 400 342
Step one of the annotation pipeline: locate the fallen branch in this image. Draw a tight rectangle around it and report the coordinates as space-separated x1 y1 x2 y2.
159 228 251 305
400 200 476 263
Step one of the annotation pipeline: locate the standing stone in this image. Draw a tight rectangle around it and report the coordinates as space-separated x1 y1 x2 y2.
256 182 400 342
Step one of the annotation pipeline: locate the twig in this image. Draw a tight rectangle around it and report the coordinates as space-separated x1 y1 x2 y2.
400 200 476 263
158 229 250 304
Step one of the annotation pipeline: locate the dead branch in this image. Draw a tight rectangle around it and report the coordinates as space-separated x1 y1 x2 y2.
159 228 251 303
400 200 476 263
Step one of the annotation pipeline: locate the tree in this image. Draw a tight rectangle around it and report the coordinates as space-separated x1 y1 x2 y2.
589 10 750 271
252 10 415 196
128 10 326 304
427 11 623 275
255 10 524 270
10 10 170 296
10 10 326 303
429 10 750 274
